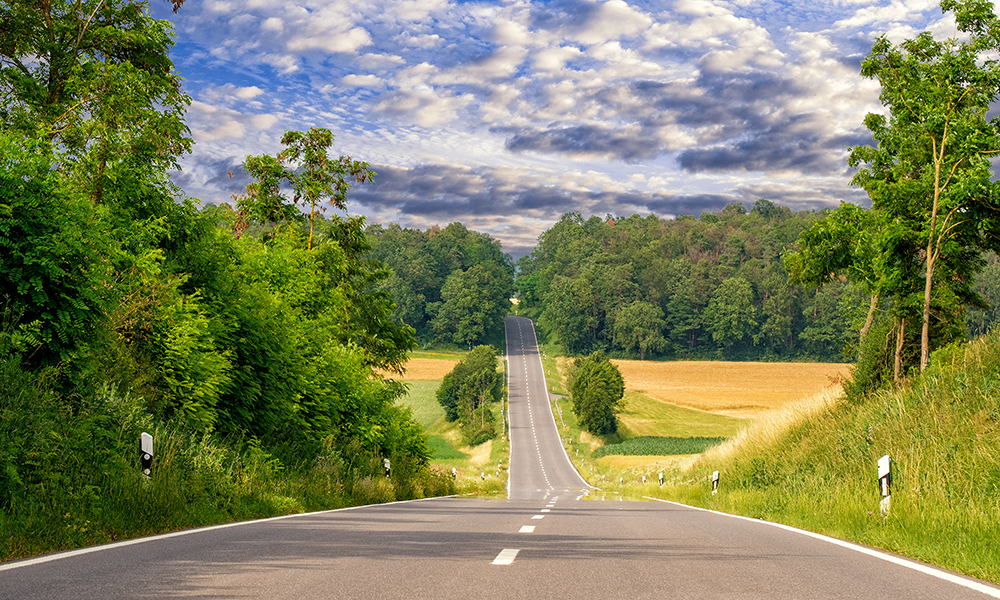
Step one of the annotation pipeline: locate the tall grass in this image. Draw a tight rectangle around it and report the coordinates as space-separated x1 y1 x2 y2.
654 333 1000 584
0 358 455 562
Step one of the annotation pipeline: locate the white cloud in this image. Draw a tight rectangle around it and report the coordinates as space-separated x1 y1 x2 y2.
342 74 385 88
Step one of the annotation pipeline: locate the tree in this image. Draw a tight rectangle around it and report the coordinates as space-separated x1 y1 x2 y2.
571 351 624 435
0 0 192 204
705 277 758 355
613 300 666 360
849 0 1000 371
236 128 375 249
431 264 512 347
436 345 501 443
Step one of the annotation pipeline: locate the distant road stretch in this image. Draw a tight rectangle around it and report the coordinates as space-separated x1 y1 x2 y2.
1 316 997 599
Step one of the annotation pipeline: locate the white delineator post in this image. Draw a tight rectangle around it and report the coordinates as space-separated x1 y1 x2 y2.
878 455 892 515
140 432 153 478
711 470 720 495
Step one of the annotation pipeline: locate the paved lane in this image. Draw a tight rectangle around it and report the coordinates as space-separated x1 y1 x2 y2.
505 315 590 500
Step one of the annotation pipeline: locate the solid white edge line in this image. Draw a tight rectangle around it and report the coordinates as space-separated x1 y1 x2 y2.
0 495 461 572
643 497 1000 598
505 317 513 499
527 318 592 490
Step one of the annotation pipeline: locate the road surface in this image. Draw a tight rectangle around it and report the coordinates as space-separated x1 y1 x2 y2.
1 315 997 599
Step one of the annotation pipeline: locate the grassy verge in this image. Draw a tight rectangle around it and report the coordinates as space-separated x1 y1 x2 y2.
395 373 509 497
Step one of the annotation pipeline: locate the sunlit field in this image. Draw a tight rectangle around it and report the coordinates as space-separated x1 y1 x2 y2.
611 360 851 419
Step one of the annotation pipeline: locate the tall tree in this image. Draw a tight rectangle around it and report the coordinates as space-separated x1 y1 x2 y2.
849 0 1000 371
570 351 624 435
613 300 666 360
0 0 192 204
236 128 374 250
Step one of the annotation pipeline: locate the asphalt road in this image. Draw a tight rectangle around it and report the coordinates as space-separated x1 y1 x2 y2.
1 316 998 599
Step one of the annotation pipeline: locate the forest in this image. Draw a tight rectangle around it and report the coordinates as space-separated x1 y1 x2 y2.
515 204 860 362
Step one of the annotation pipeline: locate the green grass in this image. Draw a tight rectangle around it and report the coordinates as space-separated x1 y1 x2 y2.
645 333 1000 585
618 391 745 438
593 436 726 457
398 380 446 429
427 435 467 459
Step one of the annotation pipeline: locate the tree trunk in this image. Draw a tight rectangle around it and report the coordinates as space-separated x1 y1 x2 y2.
894 317 905 383
859 293 879 342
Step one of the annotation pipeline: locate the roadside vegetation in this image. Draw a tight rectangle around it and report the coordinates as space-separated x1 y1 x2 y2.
393 351 509 496
0 0 457 562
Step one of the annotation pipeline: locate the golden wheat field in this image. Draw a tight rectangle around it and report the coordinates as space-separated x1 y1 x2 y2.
611 360 851 419
396 358 459 381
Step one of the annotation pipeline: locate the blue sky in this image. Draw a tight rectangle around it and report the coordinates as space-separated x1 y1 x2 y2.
155 0 961 256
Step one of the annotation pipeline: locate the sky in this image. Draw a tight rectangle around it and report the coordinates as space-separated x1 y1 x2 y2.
154 0 966 257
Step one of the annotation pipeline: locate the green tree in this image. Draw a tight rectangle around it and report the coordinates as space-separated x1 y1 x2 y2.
0 0 192 204
613 300 666 360
432 264 512 347
849 0 1000 371
236 128 375 249
436 345 501 443
571 351 624 435
705 277 758 355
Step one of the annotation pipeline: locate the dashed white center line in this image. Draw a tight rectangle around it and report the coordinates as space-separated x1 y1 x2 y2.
541 509 550 512
531 515 545 520
492 549 520 565
519 526 535 533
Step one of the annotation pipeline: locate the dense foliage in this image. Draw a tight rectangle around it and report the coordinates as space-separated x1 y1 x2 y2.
517 204 863 361
569 351 625 436
0 0 448 558
436 345 503 445
366 223 515 348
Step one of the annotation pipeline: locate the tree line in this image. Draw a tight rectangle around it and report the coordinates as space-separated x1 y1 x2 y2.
365 222 515 349
514 204 862 362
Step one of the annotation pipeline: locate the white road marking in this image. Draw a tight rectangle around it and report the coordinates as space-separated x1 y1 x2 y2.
519 526 535 533
645 497 1000 598
541 509 550 512
531 515 545 520
492 548 520 565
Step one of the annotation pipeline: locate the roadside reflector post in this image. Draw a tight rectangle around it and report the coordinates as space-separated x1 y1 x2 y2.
878 455 892 515
140 432 153 479
711 470 720 495
658 472 663 486
384 458 391 479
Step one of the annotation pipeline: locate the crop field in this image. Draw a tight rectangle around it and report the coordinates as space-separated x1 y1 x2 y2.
612 359 851 418
593 436 725 457
617 391 744 438
397 357 459 381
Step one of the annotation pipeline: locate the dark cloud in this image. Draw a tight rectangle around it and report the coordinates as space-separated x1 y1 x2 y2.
170 156 248 195
529 0 600 33
503 124 661 161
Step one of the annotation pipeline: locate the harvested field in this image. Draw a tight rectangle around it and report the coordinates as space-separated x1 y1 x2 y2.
612 360 851 419
395 357 458 381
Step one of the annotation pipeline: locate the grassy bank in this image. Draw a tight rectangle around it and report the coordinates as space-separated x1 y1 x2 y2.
651 332 1000 584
